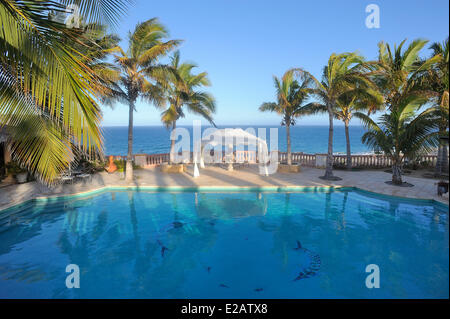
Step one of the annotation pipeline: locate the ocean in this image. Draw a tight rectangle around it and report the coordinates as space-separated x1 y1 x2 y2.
103 125 372 156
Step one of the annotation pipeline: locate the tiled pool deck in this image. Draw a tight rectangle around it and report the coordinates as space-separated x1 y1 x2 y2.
0 165 448 211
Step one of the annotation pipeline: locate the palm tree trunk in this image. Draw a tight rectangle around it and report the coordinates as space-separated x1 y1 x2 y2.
128 192 139 245
443 143 449 172
286 124 292 166
125 101 134 182
344 119 352 170
435 139 449 176
324 104 334 179
435 143 443 176
392 159 402 185
169 121 177 164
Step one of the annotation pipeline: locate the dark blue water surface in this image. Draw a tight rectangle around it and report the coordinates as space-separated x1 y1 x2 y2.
0 189 448 299
103 125 371 156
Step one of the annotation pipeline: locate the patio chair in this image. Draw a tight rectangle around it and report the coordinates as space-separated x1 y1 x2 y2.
76 173 92 183
60 173 74 184
74 164 93 183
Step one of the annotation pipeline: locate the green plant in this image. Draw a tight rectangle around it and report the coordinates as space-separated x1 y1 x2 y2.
114 160 125 172
77 157 105 173
419 38 449 175
105 18 181 181
359 107 438 184
113 160 141 172
259 69 317 165
0 0 129 184
159 51 216 164
5 161 27 175
358 39 442 184
333 85 383 170
298 52 376 179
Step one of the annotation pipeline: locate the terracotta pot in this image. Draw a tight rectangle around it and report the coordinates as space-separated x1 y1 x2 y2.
106 155 117 173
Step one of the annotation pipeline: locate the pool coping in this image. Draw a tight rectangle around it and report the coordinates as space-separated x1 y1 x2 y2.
1 185 448 214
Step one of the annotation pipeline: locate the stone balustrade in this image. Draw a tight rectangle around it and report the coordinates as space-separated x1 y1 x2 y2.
107 151 442 169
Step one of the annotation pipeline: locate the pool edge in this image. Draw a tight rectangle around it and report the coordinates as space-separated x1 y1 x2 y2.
0 184 448 213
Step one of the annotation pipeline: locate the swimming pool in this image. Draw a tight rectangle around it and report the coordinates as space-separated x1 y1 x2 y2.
0 187 448 299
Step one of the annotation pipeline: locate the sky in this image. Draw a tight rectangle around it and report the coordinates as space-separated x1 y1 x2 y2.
101 0 449 127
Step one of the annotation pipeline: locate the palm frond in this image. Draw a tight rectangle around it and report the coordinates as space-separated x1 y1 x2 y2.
259 102 279 113
59 0 132 27
155 51 216 128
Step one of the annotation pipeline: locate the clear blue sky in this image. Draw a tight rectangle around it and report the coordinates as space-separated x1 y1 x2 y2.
101 0 449 127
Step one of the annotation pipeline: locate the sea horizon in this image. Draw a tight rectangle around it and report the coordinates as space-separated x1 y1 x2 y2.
101 124 365 127
103 125 373 156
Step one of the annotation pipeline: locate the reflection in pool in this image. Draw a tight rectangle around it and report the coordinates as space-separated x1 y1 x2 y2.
0 189 448 298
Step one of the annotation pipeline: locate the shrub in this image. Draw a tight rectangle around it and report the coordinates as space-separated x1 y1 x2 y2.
113 159 141 172
5 161 27 175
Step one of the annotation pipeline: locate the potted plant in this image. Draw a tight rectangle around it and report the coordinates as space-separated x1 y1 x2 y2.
5 161 28 184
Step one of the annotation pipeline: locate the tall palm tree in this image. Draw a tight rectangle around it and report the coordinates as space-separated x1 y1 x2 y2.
335 88 383 170
259 69 316 166
107 19 181 181
358 105 439 184
304 53 374 179
373 39 440 113
428 38 449 175
159 51 216 164
0 0 130 183
367 39 442 182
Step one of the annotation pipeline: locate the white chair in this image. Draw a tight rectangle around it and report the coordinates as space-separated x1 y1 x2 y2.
60 173 74 184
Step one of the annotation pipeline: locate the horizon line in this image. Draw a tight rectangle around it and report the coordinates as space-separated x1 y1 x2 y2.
101 124 366 127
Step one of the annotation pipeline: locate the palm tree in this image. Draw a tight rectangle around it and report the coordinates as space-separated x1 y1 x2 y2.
366 39 442 182
373 39 440 113
107 19 181 181
0 0 130 183
259 69 316 166
158 51 216 164
335 88 383 170
304 53 374 179
358 105 439 185
74 23 122 97
428 38 449 175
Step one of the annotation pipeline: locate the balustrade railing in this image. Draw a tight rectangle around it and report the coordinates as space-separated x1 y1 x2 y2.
108 151 442 169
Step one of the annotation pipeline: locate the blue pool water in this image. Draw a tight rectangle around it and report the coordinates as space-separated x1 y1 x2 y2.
0 188 448 299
